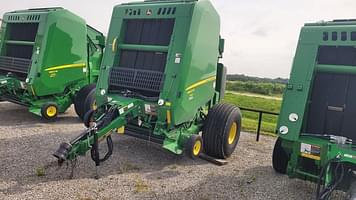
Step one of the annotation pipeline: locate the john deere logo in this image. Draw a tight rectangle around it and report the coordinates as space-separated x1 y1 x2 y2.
146 9 152 16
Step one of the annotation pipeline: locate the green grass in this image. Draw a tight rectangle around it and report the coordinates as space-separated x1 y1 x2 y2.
35 166 46 177
223 92 282 135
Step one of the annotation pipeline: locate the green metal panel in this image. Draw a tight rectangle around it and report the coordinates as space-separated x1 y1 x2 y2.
34 9 88 96
172 0 220 124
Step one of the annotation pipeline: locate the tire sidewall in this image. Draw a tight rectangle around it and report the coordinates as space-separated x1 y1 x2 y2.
272 137 289 174
74 84 96 120
222 109 241 157
83 109 95 128
41 103 58 120
83 90 96 117
186 134 203 159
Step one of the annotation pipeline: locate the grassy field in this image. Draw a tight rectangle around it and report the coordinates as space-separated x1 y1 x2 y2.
223 92 282 135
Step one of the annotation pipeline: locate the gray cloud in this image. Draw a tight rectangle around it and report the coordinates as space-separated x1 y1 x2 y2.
252 27 268 37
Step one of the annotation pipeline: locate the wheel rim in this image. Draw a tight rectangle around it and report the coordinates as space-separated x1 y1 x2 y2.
193 140 202 156
228 122 237 145
46 106 57 117
92 101 97 110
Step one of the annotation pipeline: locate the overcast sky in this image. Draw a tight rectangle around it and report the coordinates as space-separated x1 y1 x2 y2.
1 0 356 78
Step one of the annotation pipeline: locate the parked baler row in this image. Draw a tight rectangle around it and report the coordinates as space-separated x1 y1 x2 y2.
0 0 242 171
3 1 356 199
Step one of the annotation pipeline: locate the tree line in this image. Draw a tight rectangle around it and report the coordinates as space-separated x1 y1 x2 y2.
226 74 287 95
227 74 288 84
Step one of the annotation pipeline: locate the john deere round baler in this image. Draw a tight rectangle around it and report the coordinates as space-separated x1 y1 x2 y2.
54 0 242 174
0 7 105 120
273 19 356 199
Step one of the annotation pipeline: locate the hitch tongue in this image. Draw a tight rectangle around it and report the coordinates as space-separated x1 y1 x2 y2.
53 142 72 164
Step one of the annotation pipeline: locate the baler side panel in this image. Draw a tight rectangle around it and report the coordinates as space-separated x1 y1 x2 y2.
173 0 220 124
86 25 105 83
277 28 319 141
33 10 88 96
95 10 125 105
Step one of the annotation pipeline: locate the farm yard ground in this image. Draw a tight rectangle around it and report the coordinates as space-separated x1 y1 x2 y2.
0 102 346 200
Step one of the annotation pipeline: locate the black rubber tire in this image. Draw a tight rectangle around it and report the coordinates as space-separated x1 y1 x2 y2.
203 103 242 159
347 181 356 200
272 137 289 174
83 89 97 118
41 103 59 120
74 84 96 120
83 109 95 128
185 134 203 159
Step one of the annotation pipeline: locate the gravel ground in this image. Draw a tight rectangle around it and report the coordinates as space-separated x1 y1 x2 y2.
0 102 346 200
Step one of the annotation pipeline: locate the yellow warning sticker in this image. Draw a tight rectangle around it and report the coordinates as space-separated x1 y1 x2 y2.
300 143 321 160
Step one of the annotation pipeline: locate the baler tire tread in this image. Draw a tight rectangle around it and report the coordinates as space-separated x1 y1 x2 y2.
272 137 289 174
211 104 234 157
83 109 95 128
211 103 229 156
83 90 96 119
203 103 241 159
74 84 96 120
205 103 224 157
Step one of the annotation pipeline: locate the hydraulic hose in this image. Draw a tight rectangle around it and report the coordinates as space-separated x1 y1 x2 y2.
321 163 344 199
89 105 117 164
90 135 113 163
316 159 332 200
53 103 127 164
316 158 345 200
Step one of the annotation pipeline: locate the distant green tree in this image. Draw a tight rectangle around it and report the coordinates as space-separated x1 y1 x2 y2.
226 81 286 96
227 74 288 84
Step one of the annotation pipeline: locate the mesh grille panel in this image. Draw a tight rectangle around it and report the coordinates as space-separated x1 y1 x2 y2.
109 67 164 95
0 56 31 80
